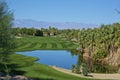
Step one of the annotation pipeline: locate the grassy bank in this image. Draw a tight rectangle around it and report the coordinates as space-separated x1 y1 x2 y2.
9 54 100 80
15 37 77 51
21 63 101 80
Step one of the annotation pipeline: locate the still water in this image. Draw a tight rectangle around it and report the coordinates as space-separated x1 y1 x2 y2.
17 50 77 69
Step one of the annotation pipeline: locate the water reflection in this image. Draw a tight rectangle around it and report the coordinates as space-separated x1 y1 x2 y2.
17 50 77 69
69 49 92 75
69 49 83 66
16 49 93 74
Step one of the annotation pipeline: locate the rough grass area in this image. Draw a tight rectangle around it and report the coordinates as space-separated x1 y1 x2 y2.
15 37 77 51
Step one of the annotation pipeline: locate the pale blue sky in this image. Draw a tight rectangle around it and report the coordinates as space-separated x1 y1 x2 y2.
6 0 120 25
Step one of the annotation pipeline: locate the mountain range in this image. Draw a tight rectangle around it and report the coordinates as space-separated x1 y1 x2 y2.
13 19 99 29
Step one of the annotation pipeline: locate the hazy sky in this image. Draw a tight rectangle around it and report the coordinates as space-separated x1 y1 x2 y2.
6 0 120 25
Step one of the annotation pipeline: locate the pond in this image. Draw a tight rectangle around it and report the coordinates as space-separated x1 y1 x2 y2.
17 50 77 69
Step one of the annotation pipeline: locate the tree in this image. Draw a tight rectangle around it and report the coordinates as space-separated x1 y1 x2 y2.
0 0 15 78
35 29 43 36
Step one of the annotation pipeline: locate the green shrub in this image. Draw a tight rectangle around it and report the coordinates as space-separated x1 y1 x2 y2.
72 65 76 73
81 63 88 76
118 68 120 74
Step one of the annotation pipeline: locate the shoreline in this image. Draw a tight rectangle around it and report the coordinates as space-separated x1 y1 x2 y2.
51 66 120 80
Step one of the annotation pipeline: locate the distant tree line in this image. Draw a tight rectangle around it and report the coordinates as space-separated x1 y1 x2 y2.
13 26 59 37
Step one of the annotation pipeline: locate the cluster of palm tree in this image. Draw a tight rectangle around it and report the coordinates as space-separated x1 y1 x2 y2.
77 23 120 73
59 29 79 42
67 23 120 73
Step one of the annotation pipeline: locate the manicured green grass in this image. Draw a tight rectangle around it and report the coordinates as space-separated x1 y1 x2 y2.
9 54 101 80
21 63 101 80
15 37 77 51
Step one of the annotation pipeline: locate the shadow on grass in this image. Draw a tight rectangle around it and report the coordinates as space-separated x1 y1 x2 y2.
10 70 26 76
0 63 26 76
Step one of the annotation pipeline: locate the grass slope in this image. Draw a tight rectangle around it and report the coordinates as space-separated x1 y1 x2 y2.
9 54 100 80
15 37 77 51
21 63 101 80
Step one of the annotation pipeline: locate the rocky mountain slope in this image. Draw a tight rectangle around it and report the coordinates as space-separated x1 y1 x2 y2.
13 19 99 29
